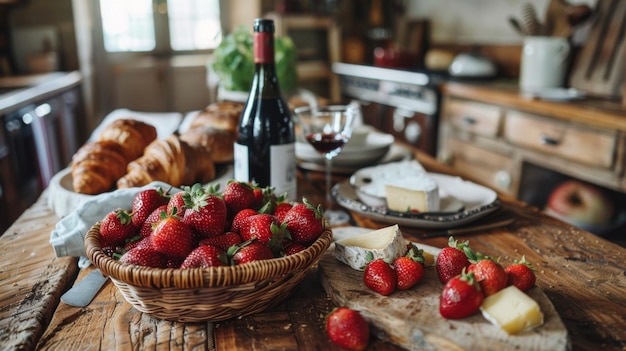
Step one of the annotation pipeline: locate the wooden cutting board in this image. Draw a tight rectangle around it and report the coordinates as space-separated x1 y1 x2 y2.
319 247 569 351
569 0 626 98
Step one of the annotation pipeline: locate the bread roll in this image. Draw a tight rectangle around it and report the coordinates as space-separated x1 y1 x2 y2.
189 101 243 133
179 126 236 163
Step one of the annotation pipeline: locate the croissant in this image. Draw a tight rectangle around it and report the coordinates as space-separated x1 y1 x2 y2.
188 101 243 133
116 135 216 189
98 119 158 161
71 141 129 194
71 118 157 194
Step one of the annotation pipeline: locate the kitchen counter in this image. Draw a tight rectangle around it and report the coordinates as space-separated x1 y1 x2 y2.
0 71 81 114
0 145 624 350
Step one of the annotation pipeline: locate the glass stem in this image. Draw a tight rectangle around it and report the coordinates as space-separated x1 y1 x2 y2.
325 155 333 209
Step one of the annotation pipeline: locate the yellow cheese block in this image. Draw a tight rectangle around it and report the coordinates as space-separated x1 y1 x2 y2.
333 224 407 271
480 285 544 334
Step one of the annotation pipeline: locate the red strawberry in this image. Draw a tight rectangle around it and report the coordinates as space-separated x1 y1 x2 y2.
439 269 484 319
394 245 425 290
223 181 256 216
230 208 258 233
183 184 227 238
99 208 136 246
467 257 508 296
167 191 187 215
230 240 274 265
505 256 536 292
139 205 167 238
436 236 473 283
180 245 227 268
326 307 370 351
124 235 151 252
199 232 242 251
363 258 396 296
273 202 293 223
119 246 166 268
131 187 169 227
282 198 324 245
283 242 307 256
239 213 287 253
151 211 194 259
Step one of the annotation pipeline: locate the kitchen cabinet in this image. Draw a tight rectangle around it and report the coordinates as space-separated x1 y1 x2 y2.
438 82 626 198
437 82 626 241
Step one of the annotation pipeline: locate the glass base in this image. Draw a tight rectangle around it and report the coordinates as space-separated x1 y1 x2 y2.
324 209 351 226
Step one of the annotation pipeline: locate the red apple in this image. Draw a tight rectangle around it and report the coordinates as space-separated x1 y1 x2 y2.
545 180 614 227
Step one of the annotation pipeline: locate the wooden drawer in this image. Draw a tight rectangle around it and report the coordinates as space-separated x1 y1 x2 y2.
504 110 617 169
443 137 515 194
444 99 502 137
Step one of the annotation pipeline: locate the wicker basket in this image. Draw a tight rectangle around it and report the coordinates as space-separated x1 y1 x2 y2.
85 222 333 322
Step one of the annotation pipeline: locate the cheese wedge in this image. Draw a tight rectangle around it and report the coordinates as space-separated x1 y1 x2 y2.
334 224 406 271
480 285 544 334
384 175 440 213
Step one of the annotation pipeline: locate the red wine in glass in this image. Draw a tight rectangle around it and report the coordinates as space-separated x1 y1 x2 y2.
306 132 348 155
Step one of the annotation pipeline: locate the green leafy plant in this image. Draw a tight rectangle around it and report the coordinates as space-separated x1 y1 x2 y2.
211 26 298 94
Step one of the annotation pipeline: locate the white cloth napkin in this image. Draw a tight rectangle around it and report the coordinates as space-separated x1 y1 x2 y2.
49 181 180 258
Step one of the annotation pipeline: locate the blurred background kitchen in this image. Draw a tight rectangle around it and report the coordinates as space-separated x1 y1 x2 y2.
0 0 624 245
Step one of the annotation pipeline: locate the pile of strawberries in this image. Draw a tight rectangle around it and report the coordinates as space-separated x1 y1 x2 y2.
97 181 325 269
359 236 536 319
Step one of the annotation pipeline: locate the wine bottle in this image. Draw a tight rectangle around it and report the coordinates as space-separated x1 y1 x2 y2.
233 18 297 200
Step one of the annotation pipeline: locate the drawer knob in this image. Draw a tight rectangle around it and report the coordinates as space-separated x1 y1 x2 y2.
462 116 477 125
540 134 560 146
495 170 512 190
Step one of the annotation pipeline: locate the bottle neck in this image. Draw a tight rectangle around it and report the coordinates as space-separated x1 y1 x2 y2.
254 31 275 64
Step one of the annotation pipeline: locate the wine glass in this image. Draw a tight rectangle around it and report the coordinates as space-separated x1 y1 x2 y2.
294 102 360 225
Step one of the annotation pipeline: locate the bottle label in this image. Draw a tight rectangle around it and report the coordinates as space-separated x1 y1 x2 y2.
233 142 297 201
254 32 274 64
271 142 297 200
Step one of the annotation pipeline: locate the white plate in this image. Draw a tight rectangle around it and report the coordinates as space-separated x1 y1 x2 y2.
48 165 235 218
333 175 500 229
298 143 414 175
296 130 394 167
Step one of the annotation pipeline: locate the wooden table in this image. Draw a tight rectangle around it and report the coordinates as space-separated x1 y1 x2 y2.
1 150 625 350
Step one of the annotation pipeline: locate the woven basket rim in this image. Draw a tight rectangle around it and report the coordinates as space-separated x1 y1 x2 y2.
85 221 332 289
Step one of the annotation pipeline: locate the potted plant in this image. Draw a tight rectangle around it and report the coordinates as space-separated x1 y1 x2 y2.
211 25 298 101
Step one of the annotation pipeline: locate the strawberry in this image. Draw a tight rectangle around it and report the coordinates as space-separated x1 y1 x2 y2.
139 205 167 238
436 236 474 283
363 258 396 296
239 214 287 254
151 209 194 259
273 202 293 223
99 208 136 246
230 208 258 233
131 187 169 227
119 246 166 268
505 255 536 292
394 245 425 290
326 307 370 351
282 198 324 245
467 256 508 296
180 245 227 268
167 191 187 215
439 269 484 319
223 181 256 216
229 239 274 265
183 184 227 238
283 242 307 256
199 231 242 251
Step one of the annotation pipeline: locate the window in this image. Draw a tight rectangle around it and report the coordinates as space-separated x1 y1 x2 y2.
99 0 221 53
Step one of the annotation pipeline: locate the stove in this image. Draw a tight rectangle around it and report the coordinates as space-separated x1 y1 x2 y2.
332 63 441 156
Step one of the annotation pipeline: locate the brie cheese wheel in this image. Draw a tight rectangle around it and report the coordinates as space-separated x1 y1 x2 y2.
384 175 440 213
334 224 407 271
480 286 544 334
